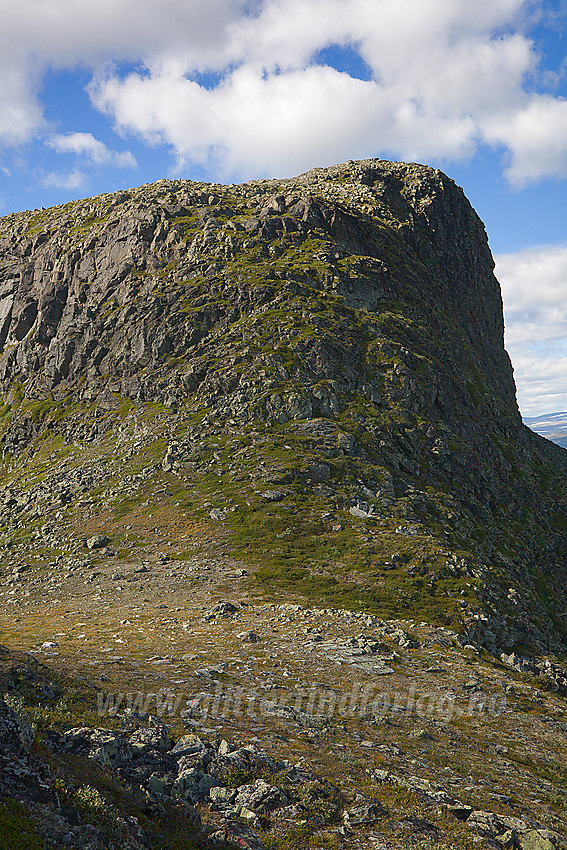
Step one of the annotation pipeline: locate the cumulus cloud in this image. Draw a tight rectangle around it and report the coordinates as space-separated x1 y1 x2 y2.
90 65 398 176
47 133 137 168
0 1 239 70
41 169 87 190
0 0 566 185
0 64 43 145
496 245 567 415
0 0 241 145
89 0 567 183
483 95 567 186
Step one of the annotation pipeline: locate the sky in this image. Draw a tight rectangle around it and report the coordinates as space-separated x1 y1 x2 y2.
0 0 565 416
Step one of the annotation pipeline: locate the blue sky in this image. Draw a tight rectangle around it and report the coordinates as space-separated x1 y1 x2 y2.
0 0 565 415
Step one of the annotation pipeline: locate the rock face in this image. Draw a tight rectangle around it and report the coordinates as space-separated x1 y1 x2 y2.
0 158 566 651
0 161 514 414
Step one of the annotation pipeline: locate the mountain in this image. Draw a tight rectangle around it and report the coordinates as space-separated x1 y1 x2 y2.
1 160 567 849
1 157 567 651
525 412 567 449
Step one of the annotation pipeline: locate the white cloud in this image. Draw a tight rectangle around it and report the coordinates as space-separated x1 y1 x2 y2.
0 0 242 144
90 65 400 176
0 64 43 145
0 0 566 185
47 132 137 168
496 245 567 415
88 0 567 183
0 1 239 69
483 96 567 186
41 169 87 190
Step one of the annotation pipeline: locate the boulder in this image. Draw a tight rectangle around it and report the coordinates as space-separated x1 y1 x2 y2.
234 779 288 814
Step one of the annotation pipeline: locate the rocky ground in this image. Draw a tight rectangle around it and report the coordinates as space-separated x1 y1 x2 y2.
2 518 567 849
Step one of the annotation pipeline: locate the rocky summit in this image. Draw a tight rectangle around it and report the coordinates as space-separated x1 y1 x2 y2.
0 160 567 849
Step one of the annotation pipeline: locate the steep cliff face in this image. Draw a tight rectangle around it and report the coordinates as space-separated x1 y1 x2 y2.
0 161 514 411
0 159 566 654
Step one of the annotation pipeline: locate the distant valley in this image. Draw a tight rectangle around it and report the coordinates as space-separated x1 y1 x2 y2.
525 412 567 449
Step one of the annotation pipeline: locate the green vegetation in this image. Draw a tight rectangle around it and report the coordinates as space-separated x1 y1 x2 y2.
0 800 45 850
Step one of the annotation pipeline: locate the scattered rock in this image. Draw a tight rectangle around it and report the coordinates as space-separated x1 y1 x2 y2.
209 821 266 849
237 630 260 642
129 718 171 755
208 746 278 784
235 779 288 814
260 490 286 502
204 601 239 621
350 501 375 519
344 799 387 826
86 534 111 550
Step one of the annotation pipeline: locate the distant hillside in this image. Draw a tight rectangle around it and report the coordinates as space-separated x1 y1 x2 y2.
524 412 567 449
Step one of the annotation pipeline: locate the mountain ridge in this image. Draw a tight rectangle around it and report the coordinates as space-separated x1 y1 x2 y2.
2 159 567 849
0 158 566 654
